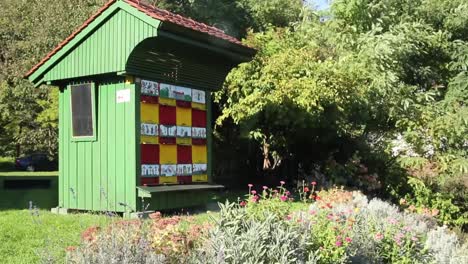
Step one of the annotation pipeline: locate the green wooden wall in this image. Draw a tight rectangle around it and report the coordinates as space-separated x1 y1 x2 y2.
30 5 159 83
58 78 137 212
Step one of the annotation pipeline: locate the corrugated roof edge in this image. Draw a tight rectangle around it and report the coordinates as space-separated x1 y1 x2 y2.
25 0 254 79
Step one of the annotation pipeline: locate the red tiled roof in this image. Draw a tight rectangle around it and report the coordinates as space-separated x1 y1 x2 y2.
124 0 246 46
26 0 250 78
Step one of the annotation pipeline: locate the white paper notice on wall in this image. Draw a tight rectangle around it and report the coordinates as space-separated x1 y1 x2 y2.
116 89 131 103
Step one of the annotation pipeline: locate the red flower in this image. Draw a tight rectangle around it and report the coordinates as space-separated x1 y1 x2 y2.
315 195 321 201
311 181 317 186
303 187 310 192
240 201 247 207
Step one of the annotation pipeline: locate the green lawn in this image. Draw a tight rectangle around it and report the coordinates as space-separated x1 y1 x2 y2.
0 210 111 264
0 171 58 177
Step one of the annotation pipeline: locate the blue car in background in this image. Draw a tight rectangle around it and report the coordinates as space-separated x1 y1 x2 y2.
15 153 57 172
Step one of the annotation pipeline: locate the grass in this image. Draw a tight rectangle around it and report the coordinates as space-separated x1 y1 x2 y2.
0 171 58 177
0 192 309 263
0 156 57 176
0 210 111 264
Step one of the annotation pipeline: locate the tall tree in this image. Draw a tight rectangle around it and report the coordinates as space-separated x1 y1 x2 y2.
0 0 107 157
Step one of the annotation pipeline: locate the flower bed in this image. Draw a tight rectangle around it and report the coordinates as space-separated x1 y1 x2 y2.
65 183 468 263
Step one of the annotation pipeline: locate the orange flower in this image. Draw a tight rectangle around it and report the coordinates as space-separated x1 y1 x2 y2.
66 246 76 252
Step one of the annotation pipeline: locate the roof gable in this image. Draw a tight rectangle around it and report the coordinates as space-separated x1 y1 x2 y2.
26 0 254 86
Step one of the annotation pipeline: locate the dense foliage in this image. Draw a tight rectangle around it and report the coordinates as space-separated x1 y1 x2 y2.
0 0 108 157
217 0 467 228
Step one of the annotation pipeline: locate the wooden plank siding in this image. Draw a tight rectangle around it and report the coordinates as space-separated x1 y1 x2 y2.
43 8 157 82
59 79 137 212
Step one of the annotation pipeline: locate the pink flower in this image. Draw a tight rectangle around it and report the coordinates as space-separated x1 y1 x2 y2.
335 241 343 247
327 214 334 220
286 214 292 220
285 191 291 196
251 195 259 203
309 210 316 215
345 237 352 243
311 181 317 186
303 187 310 192
375 233 383 240
262 186 268 190
411 236 418 242
280 195 288 202
388 218 398 225
251 190 257 195
394 233 404 246
280 181 285 185
240 201 247 207
248 184 253 187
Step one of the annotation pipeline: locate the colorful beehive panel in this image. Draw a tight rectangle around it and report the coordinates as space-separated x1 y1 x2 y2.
139 79 208 185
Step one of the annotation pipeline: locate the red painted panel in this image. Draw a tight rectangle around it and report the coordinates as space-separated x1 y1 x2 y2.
192 138 207 145
159 105 176 125
177 145 192 163
192 109 206 127
159 137 176 145
141 95 159 104
177 176 192 184
141 177 159 186
141 144 159 164
176 100 191 108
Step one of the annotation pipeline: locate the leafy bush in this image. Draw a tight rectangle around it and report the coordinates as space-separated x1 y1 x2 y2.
191 202 319 264
243 182 294 220
425 226 468 264
66 220 166 264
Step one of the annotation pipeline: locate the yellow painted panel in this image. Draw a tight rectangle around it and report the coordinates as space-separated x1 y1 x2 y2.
192 102 206 110
159 97 176 106
160 144 177 164
141 136 158 144
176 107 192 126
141 103 159 123
192 174 208 182
159 176 177 184
192 145 207 163
176 138 192 145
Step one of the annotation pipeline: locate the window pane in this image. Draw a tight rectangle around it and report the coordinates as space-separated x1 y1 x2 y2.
71 83 94 137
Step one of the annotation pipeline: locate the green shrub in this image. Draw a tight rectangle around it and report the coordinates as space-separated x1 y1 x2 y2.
190 202 319 264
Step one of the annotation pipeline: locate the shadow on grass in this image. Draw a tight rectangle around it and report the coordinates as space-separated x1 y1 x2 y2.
0 176 58 210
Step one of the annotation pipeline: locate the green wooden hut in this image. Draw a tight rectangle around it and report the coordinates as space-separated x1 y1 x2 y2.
26 0 255 213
